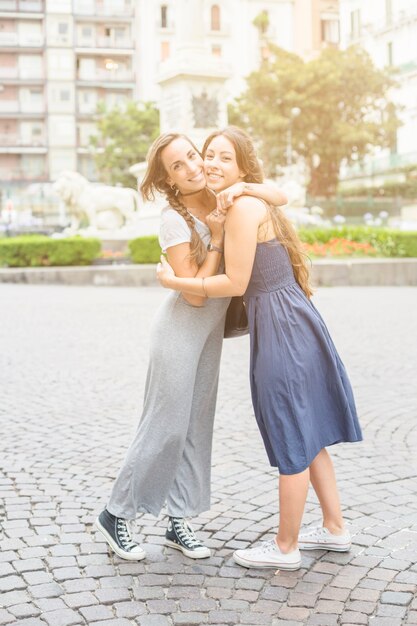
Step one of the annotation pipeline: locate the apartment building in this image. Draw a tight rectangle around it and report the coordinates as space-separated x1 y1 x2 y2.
339 0 417 179
1 0 339 195
0 0 137 198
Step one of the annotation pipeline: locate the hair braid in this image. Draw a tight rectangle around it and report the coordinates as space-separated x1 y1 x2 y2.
140 132 207 268
166 186 207 267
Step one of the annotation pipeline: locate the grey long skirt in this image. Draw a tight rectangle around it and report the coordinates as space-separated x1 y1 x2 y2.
107 291 230 519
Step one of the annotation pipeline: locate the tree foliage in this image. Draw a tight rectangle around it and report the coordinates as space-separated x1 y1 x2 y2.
229 45 400 197
90 101 159 189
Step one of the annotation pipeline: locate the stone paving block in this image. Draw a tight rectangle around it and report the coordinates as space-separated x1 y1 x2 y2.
207 610 239 624
179 599 217 612
206 587 233 600
239 611 273 624
377 603 407 618
29 582 64 598
0 590 31 607
380 590 413 605
41 608 81 626
137 616 172 626
62 591 98 608
94 586 131 603
278 606 311 621
219 599 250 611
0 563 15 577
0 610 15 625
7 604 41 619
172 613 208 624
23 570 53 585
79 604 114 621
133 586 165 601
305 615 339 625
0 574 27 591
34 599 67 612
114 601 147 618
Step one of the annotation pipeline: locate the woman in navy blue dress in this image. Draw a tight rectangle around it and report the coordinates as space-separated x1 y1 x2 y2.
157 126 363 571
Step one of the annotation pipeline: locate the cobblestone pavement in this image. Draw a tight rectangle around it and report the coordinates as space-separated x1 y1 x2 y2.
1 285 417 626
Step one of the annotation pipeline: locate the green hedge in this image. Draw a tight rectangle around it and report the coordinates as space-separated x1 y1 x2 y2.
298 227 417 257
129 228 417 262
0 236 101 268
128 236 161 264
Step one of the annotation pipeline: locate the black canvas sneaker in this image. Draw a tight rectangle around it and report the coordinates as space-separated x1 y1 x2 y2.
165 517 211 559
94 509 146 561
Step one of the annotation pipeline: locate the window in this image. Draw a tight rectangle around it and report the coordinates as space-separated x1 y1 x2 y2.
211 44 221 57
386 0 392 24
211 4 221 31
387 41 393 66
60 89 70 101
161 40 170 61
81 26 93 38
161 5 168 28
58 22 68 34
321 19 339 44
350 9 361 39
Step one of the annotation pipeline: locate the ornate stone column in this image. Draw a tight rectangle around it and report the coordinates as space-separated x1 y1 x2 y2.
157 0 231 149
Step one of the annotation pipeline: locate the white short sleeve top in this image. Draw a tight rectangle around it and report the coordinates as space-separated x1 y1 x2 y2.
159 205 211 253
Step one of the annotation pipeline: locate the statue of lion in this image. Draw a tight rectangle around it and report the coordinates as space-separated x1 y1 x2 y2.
53 171 141 230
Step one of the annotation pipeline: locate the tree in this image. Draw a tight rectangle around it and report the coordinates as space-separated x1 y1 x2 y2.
90 101 159 189
229 45 400 197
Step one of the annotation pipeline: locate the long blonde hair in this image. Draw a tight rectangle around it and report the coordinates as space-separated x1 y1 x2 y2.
140 132 207 266
202 126 313 298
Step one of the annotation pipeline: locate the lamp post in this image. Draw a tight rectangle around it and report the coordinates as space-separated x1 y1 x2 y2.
286 107 301 167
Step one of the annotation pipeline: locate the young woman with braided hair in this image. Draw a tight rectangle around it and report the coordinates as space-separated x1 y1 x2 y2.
95 132 287 560
157 126 363 570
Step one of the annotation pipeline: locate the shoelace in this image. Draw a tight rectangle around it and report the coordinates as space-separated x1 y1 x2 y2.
172 519 202 548
257 540 279 554
116 518 138 551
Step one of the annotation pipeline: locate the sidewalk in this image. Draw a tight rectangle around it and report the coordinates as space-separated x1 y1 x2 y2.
0 284 416 626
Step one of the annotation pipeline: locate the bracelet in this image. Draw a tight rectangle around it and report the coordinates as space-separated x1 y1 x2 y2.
202 277 208 297
207 242 223 254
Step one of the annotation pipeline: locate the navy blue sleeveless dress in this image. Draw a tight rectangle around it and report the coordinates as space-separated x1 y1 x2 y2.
244 240 363 475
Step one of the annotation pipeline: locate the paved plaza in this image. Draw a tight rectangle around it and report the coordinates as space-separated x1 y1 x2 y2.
1 284 417 626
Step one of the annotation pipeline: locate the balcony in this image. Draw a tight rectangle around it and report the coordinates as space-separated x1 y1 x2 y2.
0 32 43 47
0 168 47 181
0 133 45 146
73 1 134 18
0 67 44 81
0 0 44 11
77 68 134 83
76 36 134 50
0 101 45 114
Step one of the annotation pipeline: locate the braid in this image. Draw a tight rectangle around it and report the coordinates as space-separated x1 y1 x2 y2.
139 132 208 268
166 186 207 267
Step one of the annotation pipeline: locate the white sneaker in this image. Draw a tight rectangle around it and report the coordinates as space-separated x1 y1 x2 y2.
233 540 301 570
298 526 351 552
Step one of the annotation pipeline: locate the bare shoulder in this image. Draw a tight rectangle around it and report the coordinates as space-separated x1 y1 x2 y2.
228 195 268 221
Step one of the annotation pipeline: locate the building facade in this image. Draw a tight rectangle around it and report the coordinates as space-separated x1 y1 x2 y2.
339 0 417 183
0 0 339 197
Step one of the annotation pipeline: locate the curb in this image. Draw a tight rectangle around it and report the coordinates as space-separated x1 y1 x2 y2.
0 259 417 287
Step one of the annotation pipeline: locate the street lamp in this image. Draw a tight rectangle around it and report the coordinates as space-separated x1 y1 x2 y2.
286 107 301 166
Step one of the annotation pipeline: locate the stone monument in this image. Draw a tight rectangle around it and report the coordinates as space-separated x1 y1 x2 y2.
129 0 231 234
157 0 231 149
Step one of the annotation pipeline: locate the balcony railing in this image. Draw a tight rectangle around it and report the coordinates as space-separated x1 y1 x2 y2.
73 1 133 17
0 0 44 11
77 69 134 82
0 168 47 181
76 36 133 49
0 32 44 47
0 67 44 80
0 133 46 146
0 101 45 114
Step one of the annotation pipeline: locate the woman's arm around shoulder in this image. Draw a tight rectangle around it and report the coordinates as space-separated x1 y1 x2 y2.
222 196 267 296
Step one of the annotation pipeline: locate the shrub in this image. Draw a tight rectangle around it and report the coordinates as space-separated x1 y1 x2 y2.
128 236 161 263
0 236 101 267
298 227 417 257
